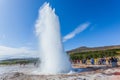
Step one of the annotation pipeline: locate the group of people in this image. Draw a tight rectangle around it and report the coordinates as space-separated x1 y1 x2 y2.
108 57 118 67
97 57 119 67
72 57 119 67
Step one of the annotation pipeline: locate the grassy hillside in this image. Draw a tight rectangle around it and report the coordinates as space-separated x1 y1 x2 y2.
67 45 120 54
0 58 39 65
70 48 120 60
67 45 120 60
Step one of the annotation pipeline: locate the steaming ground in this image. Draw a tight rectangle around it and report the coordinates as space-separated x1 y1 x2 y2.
0 64 36 75
0 64 120 80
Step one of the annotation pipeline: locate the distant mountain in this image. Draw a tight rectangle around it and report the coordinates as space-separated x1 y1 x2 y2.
67 45 120 54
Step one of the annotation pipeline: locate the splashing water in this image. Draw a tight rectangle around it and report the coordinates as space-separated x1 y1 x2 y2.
35 3 71 74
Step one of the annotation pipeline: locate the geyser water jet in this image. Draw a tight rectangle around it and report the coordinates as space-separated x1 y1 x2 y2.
35 3 71 74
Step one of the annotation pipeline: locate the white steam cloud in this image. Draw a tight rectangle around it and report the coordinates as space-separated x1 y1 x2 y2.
63 22 90 42
35 3 71 74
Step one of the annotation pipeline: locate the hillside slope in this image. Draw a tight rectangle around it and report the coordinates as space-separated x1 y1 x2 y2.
67 45 120 54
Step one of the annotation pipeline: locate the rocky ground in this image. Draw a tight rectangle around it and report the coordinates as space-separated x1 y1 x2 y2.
0 64 120 80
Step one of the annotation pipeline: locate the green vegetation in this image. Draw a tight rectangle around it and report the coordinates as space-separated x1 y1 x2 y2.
0 58 39 65
116 50 120 54
70 49 120 60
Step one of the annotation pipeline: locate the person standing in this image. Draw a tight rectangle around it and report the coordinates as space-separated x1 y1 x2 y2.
111 57 115 67
91 58 95 65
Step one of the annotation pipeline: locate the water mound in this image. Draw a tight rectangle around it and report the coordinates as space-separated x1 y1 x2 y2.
35 2 72 74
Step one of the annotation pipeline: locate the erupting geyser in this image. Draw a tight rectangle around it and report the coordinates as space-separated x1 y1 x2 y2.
35 3 72 74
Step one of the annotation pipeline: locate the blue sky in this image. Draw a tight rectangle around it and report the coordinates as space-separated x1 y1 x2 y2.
0 0 120 54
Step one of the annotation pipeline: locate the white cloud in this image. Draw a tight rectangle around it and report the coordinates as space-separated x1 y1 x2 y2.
0 45 38 60
63 22 90 42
